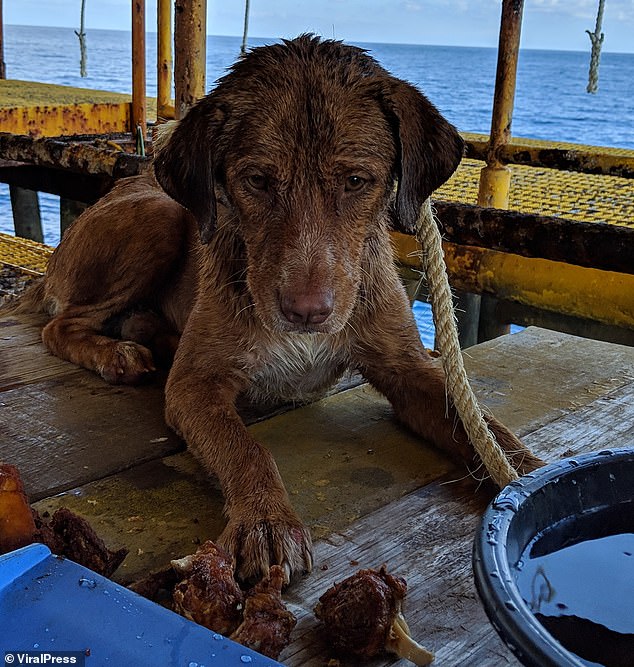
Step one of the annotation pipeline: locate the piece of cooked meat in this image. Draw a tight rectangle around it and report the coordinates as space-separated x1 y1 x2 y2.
172 540 245 636
0 463 37 553
230 565 297 660
314 565 434 665
45 507 128 577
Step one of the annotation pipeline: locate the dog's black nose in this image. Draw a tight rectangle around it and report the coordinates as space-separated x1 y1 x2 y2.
280 290 334 325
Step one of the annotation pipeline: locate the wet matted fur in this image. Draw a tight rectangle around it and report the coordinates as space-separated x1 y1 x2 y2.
14 36 543 582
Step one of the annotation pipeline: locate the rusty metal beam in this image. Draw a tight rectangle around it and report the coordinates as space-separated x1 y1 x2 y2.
465 138 634 179
487 0 524 169
132 0 147 135
0 102 132 138
432 200 634 275
0 133 150 178
174 0 207 118
0 163 112 203
393 233 634 330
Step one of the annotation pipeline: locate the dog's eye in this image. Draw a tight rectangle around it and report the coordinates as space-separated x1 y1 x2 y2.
246 174 268 191
344 175 366 192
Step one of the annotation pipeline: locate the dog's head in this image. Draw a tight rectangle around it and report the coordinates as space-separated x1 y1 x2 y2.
154 35 463 334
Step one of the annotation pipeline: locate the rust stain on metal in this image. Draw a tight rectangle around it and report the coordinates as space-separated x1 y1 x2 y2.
0 102 132 138
391 232 634 329
465 137 634 178
0 132 150 177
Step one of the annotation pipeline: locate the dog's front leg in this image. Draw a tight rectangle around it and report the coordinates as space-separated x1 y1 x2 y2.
165 366 312 584
353 300 544 479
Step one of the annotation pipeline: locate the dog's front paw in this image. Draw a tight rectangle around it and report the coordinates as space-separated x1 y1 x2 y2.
218 506 313 585
97 341 156 385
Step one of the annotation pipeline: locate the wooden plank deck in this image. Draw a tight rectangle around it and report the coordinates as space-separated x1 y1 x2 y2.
1 313 633 666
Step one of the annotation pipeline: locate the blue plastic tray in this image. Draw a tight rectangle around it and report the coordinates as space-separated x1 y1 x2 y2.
0 543 283 666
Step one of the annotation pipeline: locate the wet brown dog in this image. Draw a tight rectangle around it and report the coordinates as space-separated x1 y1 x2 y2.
19 36 543 582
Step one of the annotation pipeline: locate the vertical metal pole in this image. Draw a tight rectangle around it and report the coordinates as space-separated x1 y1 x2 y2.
478 0 524 209
132 0 147 136
157 0 173 119
475 0 524 342
10 187 43 243
174 0 207 119
0 0 6 80
76 0 88 77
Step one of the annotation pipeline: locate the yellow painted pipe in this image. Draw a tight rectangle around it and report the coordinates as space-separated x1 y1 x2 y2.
131 0 147 137
477 165 512 209
477 1 524 210
174 0 207 119
392 232 634 329
157 0 172 122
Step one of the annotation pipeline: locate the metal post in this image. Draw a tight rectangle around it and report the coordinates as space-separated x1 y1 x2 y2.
0 0 6 79
157 0 174 120
476 0 525 342
174 0 207 119
132 0 147 136
478 0 524 209
10 186 43 243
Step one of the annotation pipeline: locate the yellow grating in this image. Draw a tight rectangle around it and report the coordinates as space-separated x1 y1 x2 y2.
437 158 634 228
0 233 52 275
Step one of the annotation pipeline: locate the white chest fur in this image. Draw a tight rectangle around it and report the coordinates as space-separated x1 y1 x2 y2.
246 333 350 404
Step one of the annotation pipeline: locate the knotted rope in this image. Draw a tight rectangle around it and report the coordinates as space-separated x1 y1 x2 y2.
416 199 518 488
586 0 605 94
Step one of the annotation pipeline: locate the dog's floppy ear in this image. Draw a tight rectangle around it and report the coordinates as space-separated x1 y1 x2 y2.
381 79 464 234
153 99 227 244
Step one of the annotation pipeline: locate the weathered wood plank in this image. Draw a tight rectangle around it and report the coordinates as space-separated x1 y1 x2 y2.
6 324 633 517
0 314 79 387
279 378 634 666
27 330 633 610
1 377 183 500
464 327 634 436
32 386 456 584
17 326 633 665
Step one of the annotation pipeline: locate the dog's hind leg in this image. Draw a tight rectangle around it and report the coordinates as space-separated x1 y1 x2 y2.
36 175 196 383
42 309 156 384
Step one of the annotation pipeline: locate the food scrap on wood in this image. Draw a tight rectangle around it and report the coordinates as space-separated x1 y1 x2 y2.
314 565 435 666
0 463 37 552
134 540 297 660
35 507 128 577
231 564 297 660
0 462 128 577
171 540 245 636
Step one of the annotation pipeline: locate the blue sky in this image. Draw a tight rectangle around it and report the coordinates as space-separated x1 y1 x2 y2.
4 1 634 53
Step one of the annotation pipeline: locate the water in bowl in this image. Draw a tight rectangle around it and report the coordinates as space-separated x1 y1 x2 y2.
514 504 634 667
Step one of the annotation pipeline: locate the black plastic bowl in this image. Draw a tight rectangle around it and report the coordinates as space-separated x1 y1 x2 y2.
473 447 634 667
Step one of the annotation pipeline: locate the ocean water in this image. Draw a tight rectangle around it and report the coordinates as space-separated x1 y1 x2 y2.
1 26 633 343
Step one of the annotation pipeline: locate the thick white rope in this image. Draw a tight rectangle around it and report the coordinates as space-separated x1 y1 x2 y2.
416 199 518 488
